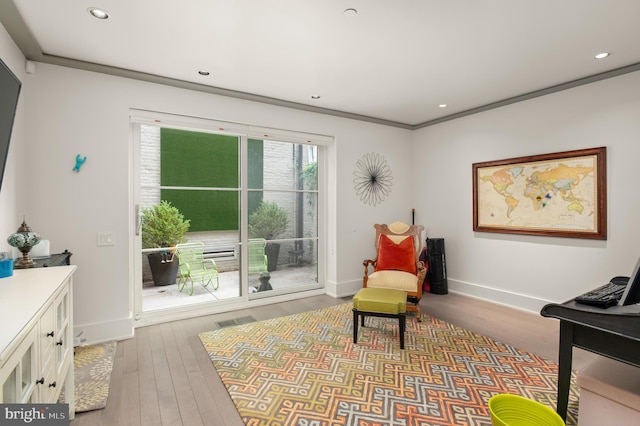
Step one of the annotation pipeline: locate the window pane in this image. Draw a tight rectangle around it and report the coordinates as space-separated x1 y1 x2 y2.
248 191 317 241
249 238 318 293
249 141 317 191
160 128 238 188
161 189 239 232
3 368 16 403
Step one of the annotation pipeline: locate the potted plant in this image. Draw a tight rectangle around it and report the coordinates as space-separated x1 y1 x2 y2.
249 200 288 271
141 200 191 286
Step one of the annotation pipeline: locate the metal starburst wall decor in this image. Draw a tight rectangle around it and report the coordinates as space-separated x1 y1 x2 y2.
353 152 393 206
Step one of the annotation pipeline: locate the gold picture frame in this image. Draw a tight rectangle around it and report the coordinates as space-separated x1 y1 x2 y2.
473 147 606 239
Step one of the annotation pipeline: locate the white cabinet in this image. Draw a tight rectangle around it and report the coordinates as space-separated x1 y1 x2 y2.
0 266 76 418
0 326 37 403
37 284 72 403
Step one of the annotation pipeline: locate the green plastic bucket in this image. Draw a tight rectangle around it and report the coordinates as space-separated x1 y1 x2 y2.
488 394 565 426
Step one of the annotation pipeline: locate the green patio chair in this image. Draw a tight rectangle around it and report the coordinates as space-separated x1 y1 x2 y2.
248 238 268 274
176 242 219 295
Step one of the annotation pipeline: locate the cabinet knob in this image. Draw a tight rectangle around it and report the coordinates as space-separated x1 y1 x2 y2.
49 381 57 388
36 377 45 385
56 339 63 346
47 331 54 337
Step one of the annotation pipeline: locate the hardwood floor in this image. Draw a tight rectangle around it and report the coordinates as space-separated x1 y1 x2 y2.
70 292 595 426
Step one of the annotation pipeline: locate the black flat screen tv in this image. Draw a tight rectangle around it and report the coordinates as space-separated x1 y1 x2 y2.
0 57 22 193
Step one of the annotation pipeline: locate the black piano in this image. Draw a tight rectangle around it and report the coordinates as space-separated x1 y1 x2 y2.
540 300 640 421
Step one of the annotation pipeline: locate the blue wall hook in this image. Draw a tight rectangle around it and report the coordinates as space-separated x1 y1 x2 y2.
73 154 87 172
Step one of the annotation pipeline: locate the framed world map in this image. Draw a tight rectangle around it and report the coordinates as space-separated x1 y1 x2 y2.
473 147 607 239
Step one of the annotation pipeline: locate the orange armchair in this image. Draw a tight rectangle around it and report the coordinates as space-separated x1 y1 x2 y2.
363 222 427 320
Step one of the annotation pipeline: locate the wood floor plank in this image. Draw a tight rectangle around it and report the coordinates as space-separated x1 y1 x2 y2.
121 335 138 375
421 292 598 371
134 326 162 426
148 324 183 426
169 320 222 424
160 322 204 426
119 369 141 426
189 321 245 426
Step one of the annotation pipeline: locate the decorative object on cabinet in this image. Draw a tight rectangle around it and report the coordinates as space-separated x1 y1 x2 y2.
29 250 73 269
353 152 393 206
0 251 12 278
7 218 41 268
473 146 607 239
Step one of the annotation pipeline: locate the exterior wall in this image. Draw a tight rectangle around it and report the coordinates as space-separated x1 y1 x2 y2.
139 124 160 208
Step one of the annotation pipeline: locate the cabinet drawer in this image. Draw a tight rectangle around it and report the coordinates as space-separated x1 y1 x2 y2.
38 359 58 403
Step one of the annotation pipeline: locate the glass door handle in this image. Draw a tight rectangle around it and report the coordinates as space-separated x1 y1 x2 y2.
135 204 142 236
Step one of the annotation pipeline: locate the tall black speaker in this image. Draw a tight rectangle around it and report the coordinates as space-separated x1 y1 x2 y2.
427 238 448 294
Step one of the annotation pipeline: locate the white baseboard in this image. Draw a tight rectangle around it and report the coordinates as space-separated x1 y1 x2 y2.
133 287 328 328
447 278 554 314
75 279 554 346
332 277 555 314
328 279 361 298
73 316 134 347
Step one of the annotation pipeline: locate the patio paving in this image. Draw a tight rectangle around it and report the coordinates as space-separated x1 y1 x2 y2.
142 264 317 312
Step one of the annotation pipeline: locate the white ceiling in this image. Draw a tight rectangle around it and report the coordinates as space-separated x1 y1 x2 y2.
2 0 640 129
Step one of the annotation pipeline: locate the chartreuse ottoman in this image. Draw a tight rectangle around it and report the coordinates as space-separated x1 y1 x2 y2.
353 287 407 349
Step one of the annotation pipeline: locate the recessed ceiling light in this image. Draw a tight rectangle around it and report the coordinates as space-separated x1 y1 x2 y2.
439 104 448 108
311 95 321 100
594 52 610 59
198 70 210 76
88 7 109 19
344 8 358 16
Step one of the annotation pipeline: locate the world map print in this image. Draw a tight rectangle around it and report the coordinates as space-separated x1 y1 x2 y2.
476 155 598 233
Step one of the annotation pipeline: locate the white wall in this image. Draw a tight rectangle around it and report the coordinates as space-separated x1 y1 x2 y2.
412 71 640 312
0 21 413 343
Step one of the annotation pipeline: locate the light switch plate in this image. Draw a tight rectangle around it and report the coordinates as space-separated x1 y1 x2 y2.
97 232 114 246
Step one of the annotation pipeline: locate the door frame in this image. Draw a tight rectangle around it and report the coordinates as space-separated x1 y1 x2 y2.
129 109 330 327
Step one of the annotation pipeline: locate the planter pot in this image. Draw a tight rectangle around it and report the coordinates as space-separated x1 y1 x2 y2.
147 252 179 286
265 243 280 272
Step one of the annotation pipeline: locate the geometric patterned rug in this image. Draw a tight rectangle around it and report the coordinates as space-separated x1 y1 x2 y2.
59 341 117 413
199 303 579 425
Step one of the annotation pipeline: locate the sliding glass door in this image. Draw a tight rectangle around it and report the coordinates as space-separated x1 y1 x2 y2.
136 124 242 319
248 138 320 300
131 111 327 324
